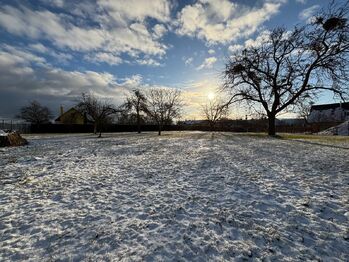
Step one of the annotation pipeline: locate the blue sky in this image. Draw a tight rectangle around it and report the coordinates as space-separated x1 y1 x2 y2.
0 0 339 120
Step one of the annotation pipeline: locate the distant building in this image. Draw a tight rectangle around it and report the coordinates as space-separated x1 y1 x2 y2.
308 102 349 123
55 106 94 124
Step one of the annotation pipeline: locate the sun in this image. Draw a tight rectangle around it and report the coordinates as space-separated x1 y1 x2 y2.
207 92 215 100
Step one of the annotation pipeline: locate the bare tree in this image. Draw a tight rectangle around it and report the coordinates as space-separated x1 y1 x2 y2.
124 89 148 133
201 97 229 130
77 93 119 138
223 1 349 136
17 101 52 125
298 101 315 124
145 88 182 136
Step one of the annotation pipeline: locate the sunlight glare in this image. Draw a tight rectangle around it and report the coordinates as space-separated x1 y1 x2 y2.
207 92 215 100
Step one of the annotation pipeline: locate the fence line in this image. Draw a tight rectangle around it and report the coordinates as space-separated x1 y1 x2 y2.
0 120 31 133
1 120 347 135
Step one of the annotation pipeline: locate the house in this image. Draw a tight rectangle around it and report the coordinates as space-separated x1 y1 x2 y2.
55 106 94 124
308 102 349 123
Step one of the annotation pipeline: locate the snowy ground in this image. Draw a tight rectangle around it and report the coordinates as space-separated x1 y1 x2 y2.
0 132 348 261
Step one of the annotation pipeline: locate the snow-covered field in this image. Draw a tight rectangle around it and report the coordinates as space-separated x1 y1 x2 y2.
0 132 348 261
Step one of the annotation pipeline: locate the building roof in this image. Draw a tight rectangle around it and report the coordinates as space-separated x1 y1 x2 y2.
55 107 94 123
310 102 349 111
55 107 81 122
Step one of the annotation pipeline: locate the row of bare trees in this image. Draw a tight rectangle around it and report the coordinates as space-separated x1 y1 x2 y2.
17 89 183 137
78 89 183 137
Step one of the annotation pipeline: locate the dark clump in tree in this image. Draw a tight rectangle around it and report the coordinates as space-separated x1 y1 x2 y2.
77 93 119 138
145 88 182 136
124 89 148 133
223 1 349 136
17 101 52 125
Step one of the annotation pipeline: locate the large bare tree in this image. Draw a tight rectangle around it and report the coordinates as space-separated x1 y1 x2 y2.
223 1 349 136
77 93 119 137
145 88 182 136
17 101 52 125
201 97 229 130
124 89 148 133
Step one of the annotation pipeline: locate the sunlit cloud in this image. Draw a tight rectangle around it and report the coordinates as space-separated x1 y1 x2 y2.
176 0 283 44
197 57 217 70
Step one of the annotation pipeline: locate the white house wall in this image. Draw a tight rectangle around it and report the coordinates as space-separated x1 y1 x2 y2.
308 107 349 123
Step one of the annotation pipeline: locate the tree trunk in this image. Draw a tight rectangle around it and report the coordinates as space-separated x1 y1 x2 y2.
158 123 162 136
93 123 97 134
137 109 141 134
210 122 214 132
268 113 276 136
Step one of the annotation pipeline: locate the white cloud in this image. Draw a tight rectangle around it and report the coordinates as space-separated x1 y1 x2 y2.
120 74 143 88
184 57 194 66
98 0 171 24
228 44 244 53
176 0 283 44
153 24 167 39
0 50 35 76
1 44 46 66
296 0 307 4
299 5 320 21
85 52 123 65
0 5 105 51
136 58 162 67
244 30 271 48
29 43 73 62
105 27 167 57
29 43 49 53
41 0 65 8
0 2 170 65
197 56 217 70
208 49 215 54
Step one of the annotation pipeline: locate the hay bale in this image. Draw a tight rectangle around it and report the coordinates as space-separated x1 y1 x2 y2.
0 131 28 147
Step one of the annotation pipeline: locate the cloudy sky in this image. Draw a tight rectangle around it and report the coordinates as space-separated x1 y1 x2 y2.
0 0 335 120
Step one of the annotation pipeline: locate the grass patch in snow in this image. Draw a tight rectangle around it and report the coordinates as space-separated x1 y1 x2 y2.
279 133 349 142
236 132 349 143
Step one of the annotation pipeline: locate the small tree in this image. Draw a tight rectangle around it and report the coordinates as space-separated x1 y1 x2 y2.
145 88 182 136
201 97 229 130
297 101 315 125
223 1 349 136
124 89 148 133
77 93 119 138
17 101 51 125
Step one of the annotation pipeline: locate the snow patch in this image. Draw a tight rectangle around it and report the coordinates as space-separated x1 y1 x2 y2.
0 129 8 136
